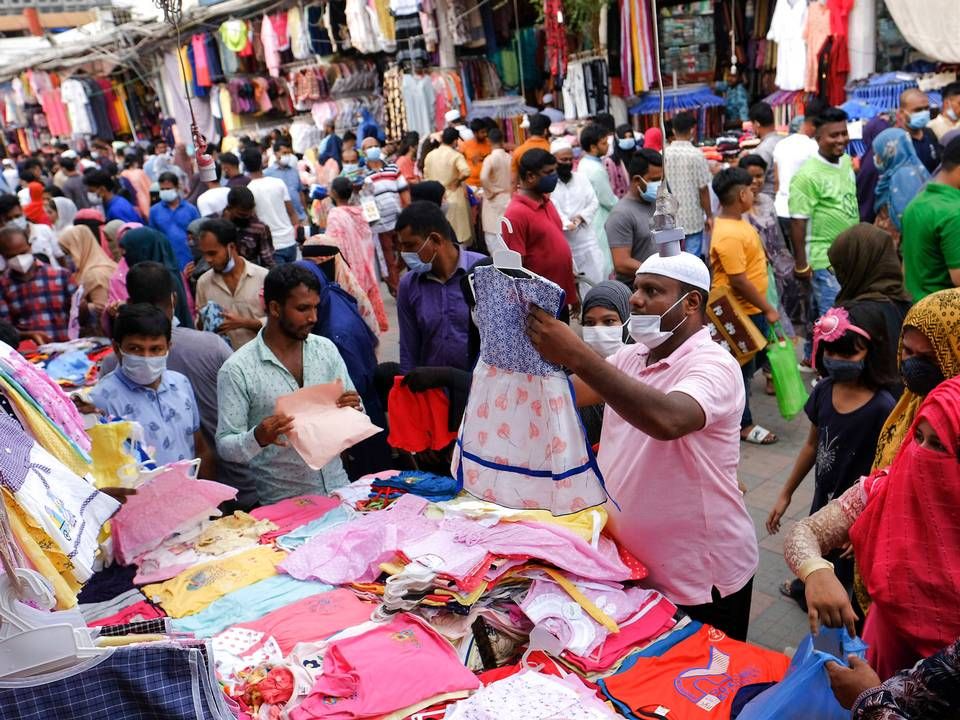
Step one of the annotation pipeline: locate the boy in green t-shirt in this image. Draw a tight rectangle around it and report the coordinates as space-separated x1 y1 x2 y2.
787 107 860 362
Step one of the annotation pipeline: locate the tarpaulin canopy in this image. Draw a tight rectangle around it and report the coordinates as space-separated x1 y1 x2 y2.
885 0 960 63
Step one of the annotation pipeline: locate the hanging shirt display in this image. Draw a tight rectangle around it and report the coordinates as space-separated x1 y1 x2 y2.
766 0 808 92
452 265 607 516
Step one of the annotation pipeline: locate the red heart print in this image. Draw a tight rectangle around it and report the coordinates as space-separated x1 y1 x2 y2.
477 402 489 419
516 388 529 404
466 469 479 486
531 400 543 417
495 393 508 411
497 423 511 440
478 431 488 447
551 437 567 455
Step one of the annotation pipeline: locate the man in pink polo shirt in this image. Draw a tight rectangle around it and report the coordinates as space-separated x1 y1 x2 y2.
526 251 759 640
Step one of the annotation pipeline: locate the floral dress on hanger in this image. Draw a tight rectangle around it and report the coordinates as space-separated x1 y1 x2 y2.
452 264 608 515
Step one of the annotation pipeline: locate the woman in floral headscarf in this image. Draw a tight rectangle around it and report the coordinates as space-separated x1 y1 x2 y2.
873 128 930 234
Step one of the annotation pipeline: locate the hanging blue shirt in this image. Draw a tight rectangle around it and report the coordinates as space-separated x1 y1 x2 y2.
149 200 201 269
105 195 143 224
89 367 200 466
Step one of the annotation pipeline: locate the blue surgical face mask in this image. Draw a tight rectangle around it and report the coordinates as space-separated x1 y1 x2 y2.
822 356 864 383
908 109 931 130
159 188 178 203
400 237 436 274
121 352 167 386
618 137 636 151
641 179 661 203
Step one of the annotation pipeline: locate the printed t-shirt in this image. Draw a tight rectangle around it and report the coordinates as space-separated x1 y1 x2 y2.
142 545 285 618
231 588 375 654
250 494 341 544
290 613 480 720
709 217 769 315
598 329 757 606
788 153 858 271
901 182 960 300
599 625 790 719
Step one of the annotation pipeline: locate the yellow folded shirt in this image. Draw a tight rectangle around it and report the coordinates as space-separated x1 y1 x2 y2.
143 545 285 618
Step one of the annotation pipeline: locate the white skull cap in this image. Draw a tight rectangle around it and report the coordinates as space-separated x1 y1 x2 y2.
635 251 711 292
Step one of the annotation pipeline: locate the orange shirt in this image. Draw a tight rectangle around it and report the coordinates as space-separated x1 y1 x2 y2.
510 136 551 178
460 138 492 186
600 625 790 719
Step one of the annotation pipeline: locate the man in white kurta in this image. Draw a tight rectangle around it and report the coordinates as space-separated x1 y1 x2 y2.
549 140 604 295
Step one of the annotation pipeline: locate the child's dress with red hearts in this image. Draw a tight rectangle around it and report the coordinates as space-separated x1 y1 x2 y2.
451 264 607 515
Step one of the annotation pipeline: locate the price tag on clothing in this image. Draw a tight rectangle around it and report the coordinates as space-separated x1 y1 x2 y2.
361 199 380 223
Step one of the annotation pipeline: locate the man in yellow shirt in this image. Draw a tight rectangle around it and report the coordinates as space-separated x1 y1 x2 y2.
460 119 492 188
511 114 552 183
709 167 780 446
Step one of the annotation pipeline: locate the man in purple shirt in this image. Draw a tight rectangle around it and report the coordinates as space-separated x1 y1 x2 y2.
395 201 486 373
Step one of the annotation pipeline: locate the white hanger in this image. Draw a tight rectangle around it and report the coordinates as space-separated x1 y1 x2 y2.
492 217 524 271
0 568 106 678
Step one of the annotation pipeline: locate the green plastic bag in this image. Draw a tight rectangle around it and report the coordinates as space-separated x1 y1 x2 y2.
766 323 808 420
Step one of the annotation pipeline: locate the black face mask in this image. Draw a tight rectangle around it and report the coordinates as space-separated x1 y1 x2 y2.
231 216 251 228
556 163 573 182
901 355 945 396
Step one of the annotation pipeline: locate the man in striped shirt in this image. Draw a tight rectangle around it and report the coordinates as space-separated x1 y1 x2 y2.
364 147 410 296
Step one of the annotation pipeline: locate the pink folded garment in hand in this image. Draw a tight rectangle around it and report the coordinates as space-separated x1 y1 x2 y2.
275 380 382 470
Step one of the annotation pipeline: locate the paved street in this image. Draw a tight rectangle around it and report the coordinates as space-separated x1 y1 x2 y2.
376 293 811 652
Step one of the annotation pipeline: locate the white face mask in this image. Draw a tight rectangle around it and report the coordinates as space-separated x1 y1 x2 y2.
121 352 167 386
628 293 690 349
582 325 625 358
7 252 34 275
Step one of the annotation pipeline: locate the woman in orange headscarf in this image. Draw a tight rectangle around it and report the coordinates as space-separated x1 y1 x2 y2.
23 181 52 225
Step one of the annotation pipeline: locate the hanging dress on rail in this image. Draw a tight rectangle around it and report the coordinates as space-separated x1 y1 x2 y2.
452 264 607 515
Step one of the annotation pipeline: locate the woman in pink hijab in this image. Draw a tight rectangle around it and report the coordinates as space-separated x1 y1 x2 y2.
643 127 664 153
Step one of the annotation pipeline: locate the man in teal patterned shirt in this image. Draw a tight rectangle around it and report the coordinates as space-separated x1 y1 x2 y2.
216 264 361 504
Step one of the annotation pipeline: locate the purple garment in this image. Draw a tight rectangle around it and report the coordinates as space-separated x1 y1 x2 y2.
396 248 486 373
280 494 433 584
0 414 36 492
856 116 891 223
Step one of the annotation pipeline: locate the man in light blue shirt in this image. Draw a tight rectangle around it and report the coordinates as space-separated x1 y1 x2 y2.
90 303 215 477
216 263 361 504
149 171 200 269
264 139 307 223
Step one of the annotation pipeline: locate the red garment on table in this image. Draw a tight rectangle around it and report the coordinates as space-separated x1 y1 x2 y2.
88 600 165 626
386 376 457 453
850 377 960 679
258 667 294 704
562 593 678 673
600 625 790 719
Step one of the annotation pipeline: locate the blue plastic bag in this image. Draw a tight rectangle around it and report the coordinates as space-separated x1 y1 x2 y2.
736 629 868 720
